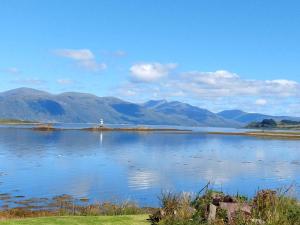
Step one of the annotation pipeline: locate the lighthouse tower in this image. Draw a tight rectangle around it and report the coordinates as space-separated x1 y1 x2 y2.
99 118 104 127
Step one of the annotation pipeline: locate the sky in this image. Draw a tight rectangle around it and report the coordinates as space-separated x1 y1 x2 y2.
1 0 300 116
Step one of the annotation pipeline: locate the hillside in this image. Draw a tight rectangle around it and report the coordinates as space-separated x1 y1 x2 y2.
143 100 239 127
218 109 300 124
0 88 237 127
1 88 299 127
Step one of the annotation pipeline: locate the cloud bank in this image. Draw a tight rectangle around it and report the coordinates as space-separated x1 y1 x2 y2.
121 68 299 99
115 66 300 115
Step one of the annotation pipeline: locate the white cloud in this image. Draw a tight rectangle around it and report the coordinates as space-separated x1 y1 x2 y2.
185 70 239 85
266 79 298 86
172 70 299 98
255 99 267 106
55 49 94 60
57 79 74 85
122 69 300 98
6 67 21 74
130 62 177 82
54 49 106 72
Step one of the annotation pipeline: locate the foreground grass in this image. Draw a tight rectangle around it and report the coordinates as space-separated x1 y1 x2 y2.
0 215 149 225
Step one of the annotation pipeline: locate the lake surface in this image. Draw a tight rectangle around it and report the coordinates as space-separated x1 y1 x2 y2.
0 127 299 207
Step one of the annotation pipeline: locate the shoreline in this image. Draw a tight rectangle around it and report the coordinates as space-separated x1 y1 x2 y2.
0 189 299 224
2 125 300 139
81 126 192 132
25 125 193 132
205 131 300 139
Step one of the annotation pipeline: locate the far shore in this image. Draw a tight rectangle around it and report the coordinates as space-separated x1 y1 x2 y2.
205 131 300 139
3 123 300 139
29 125 192 133
82 126 192 132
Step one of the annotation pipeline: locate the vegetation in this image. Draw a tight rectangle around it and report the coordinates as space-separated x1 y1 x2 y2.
246 119 278 128
0 189 299 224
0 215 149 225
246 119 300 129
149 188 300 225
0 194 153 219
0 119 38 125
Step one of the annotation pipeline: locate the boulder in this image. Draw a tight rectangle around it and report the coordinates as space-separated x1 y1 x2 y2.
219 202 251 222
208 203 217 223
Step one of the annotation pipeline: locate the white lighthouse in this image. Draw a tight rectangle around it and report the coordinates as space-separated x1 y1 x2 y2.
99 118 104 127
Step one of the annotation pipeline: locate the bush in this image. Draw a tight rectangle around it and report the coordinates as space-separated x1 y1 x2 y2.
150 189 300 225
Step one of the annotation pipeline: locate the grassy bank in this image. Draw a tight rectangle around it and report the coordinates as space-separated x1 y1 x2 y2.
206 131 300 139
1 189 299 224
83 126 191 132
0 215 149 225
149 189 300 225
0 119 39 125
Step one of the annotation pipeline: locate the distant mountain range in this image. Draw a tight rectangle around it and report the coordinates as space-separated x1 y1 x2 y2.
217 110 300 124
0 88 299 127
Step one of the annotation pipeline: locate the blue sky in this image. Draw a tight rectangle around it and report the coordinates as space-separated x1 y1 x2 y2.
1 0 300 115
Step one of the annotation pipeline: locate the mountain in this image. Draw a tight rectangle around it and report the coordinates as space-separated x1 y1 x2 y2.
143 100 240 127
218 110 300 124
1 88 298 127
0 88 237 127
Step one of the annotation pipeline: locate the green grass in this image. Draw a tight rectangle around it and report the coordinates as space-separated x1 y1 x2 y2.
0 119 38 124
0 215 150 225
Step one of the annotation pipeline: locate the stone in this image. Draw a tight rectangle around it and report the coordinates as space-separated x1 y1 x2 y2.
219 202 252 222
208 203 217 223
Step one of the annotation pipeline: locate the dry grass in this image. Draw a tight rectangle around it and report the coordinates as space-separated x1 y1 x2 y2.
150 189 300 225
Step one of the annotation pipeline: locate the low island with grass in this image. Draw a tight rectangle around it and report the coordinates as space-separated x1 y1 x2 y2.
29 124 192 132
83 126 191 132
0 119 40 125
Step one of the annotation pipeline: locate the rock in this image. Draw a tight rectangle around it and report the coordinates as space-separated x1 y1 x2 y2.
219 202 252 222
160 209 165 217
208 203 217 223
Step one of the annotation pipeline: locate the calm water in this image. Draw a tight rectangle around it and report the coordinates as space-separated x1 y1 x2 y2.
0 127 299 207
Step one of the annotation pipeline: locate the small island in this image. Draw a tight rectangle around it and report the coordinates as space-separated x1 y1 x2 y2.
82 126 192 132
246 119 300 130
29 123 192 133
32 124 58 131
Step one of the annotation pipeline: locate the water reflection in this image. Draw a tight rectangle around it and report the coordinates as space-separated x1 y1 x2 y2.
0 128 299 206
